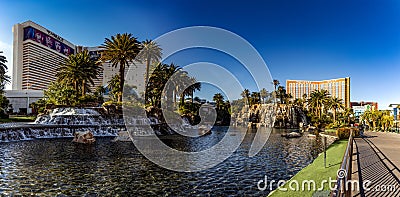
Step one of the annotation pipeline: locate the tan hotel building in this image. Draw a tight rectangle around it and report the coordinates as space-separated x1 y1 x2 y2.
9 21 145 113
286 77 350 108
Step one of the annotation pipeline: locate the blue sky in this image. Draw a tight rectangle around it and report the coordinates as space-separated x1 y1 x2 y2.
1 0 400 109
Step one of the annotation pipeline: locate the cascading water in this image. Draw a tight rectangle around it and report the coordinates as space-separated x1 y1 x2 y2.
0 107 128 142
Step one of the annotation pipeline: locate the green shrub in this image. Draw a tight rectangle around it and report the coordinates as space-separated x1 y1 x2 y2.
336 127 360 139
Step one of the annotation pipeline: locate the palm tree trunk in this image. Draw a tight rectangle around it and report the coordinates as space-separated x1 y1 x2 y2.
119 64 125 102
82 80 86 96
333 109 336 123
145 56 151 86
74 81 78 94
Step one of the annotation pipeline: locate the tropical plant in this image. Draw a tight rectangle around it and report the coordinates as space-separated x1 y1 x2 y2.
107 74 121 102
56 50 100 96
44 81 77 106
273 79 280 92
260 88 268 104
137 39 162 86
308 89 330 118
0 51 10 88
101 33 141 102
250 91 261 106
0 51 9 116
213 93 224 110
326 97 344 123
186 80 201 104
380 112 393 131
277 86 287 104
241 89 250 105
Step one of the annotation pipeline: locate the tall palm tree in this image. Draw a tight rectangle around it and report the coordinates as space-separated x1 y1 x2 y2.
187 80 201 104
327 97 344 123
56 51 100 96
101 33 141 102
213 93 224 110
277 86 287 104
260 88 268 104
0 51 7 75
273 79 280 92
0 51 10 88
241 89 250 105
250 91 261 106
137 40 162 86
308 89 330 118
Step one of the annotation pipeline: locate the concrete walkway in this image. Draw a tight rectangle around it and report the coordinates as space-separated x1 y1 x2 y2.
352 131 400 197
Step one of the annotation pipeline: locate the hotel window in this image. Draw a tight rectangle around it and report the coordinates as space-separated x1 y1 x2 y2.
306 84 308 95
336 82 339 97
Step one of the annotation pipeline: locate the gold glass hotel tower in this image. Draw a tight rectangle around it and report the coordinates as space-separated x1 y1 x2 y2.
286 77 350 108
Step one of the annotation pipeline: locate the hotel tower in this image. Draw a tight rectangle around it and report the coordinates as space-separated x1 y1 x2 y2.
286 77 350 108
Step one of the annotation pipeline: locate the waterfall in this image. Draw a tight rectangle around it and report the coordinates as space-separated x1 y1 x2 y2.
0 107 127 142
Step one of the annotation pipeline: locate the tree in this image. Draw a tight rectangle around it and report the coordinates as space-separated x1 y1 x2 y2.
213 93 224 110
0 51 10 88
380 112 393 131
44 81 77 106
250 91 261 106
56 51 100 96
107 74 121 102
260 88 268 104
101 33 141 102
137 40 162 86
241 89 250 105
186 80 201 104
277 86 287 104
327 97 344 124
308 89 330 118
0 51 9 116
273 79 280 92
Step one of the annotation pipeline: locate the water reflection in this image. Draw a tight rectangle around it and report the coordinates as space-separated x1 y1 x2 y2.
0 127 321 196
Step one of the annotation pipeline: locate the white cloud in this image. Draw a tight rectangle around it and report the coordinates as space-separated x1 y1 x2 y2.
0 40 12 90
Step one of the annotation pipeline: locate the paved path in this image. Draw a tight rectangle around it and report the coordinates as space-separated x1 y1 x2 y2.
352 132 400 197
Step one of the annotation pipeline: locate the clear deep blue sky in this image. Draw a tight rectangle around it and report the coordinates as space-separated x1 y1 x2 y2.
1 0 399 109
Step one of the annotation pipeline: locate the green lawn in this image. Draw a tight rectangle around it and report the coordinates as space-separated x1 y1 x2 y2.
0 116 37 123
269 140 348 197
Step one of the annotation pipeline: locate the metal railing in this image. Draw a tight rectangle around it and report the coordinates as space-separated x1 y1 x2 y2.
331 129 354 197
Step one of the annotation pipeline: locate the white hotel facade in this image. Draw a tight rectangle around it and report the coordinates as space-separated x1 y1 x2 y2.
7 21 145 113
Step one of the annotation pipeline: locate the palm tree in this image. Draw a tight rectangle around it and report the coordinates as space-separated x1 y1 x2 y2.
0 51 10 88
101 33 141 102
260 88 268 104
187 81 201 104
327 97 344 123
277 86 287 104
241 89 250 105
273 79 280 92
308 89 330 118
107 74 121 101
250 91 261 106
293 98 304 109
137 39 162 86
56 51 100 96
213 93 224 110
380 113 393 131
343 107 354 125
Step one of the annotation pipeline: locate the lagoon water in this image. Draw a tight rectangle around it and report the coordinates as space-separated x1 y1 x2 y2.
0 127 322 196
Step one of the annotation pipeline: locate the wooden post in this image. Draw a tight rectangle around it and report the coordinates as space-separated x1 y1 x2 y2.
324 136 327 168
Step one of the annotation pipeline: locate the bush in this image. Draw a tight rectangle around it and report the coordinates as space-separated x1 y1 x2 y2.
336 127 360 139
